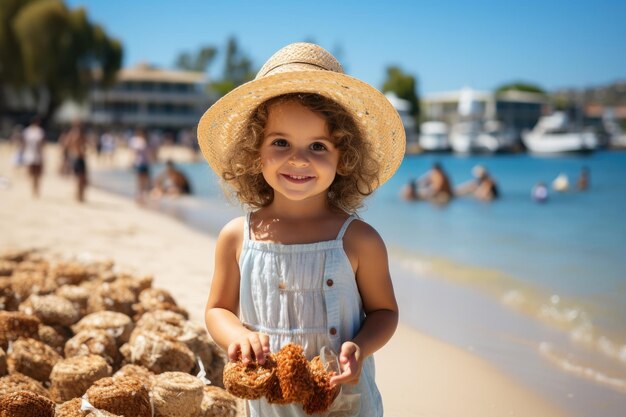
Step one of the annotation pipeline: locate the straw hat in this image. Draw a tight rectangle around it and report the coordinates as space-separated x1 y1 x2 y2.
197 42 406 189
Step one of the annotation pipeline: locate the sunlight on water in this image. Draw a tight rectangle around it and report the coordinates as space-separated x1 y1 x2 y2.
539 342 626 393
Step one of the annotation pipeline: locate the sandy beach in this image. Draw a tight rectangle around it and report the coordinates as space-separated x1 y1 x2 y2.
0 142 573 417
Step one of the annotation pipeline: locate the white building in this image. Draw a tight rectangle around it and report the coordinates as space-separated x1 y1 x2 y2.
422 88 546 132
57 63 212 132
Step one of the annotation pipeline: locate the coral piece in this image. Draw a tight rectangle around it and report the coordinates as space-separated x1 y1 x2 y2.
112 273 153 297
37 324 72 354
0 390 55 417
223 343 339 414
85 376 151 417
49 354 112 403
113 364 155 389
64 329 120 368
0 278 17 311
55 397 121 417
49 262 91 286
223 355 276 400
134 311 214 373
200 385 240 417
274 343 313 403
302 356 339 415
0 311 40 350
10 270 55 302
132 286 187 320
119 331 195 374
71 311 134 346
0 373 50 399
19 294 81 326
151 372 204 417
86 282 137 317
7 337 62 383
55 285 91 315
53 398 83 417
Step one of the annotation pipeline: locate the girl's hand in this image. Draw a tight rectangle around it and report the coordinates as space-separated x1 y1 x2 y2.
227 331 270 365
329 341 362 386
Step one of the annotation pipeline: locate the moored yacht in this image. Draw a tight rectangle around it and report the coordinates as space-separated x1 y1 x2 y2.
522 112 598 154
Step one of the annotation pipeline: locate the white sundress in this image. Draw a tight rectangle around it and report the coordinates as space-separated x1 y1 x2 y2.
239 213 383 417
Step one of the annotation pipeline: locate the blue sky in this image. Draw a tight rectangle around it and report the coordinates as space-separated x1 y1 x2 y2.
66 0 626 94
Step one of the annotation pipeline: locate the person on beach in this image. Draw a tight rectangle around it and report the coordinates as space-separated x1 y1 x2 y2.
22 117 46 197
63 120 89 202
129 128 152 203
202 43 404 417
10 124 25 173
150 159 192 198
457 164 499 201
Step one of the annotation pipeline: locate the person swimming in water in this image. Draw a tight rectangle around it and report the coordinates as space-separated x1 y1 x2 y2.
402 162 453 204
456 165 499 201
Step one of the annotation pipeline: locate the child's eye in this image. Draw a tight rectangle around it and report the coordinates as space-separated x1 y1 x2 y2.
272 139 289 147
310 142 327 151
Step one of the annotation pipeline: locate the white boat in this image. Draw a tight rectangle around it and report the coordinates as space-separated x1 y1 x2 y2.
480 120 519 152
419 121 450 151
522 112 598 154
450 120 486 153
602 109 626 148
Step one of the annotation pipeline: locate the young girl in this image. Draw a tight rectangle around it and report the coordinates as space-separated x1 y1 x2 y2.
200 43 405 417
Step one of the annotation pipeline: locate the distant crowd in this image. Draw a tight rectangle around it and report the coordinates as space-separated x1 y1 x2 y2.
8 118 196 204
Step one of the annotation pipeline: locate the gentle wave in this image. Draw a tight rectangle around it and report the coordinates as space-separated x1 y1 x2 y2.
539 342 626 393
389 247 626 380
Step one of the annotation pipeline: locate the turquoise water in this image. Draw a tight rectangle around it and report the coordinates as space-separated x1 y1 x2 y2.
94 150 626 414
371 152 626 334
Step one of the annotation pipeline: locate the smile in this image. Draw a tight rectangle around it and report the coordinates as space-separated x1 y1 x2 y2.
281 174 315 183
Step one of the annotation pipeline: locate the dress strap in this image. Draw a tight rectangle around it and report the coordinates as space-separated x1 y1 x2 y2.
336 215 357 240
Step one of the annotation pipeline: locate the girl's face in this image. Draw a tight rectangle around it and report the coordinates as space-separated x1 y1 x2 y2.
260 101 340 204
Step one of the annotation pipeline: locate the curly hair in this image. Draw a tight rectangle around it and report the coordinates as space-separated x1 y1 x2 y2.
221 93 380 213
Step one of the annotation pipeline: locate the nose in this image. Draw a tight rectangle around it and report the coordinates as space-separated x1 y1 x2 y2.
288 148 309 167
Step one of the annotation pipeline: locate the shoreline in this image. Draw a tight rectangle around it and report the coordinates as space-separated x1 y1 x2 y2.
0 142 575 417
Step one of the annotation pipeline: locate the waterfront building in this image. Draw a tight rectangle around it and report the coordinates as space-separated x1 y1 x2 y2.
422 88 546 133
86 63 212 132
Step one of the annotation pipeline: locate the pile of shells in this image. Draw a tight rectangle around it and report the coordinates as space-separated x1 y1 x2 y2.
0 249 242 417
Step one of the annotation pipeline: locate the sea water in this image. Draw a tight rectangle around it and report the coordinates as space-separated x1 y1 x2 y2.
93 150 626 415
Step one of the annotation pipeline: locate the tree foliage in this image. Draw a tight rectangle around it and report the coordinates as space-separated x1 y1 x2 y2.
176 37 254 98
495 82 546 95
0 0 122 124
211 36 255 97
174 46 216 72
382 66 420 122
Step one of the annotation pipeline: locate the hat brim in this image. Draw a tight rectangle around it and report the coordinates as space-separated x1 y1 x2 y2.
197 70 406 188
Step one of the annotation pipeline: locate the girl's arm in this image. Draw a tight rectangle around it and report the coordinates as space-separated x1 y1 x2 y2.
331 221 399 385
205 217 270 364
